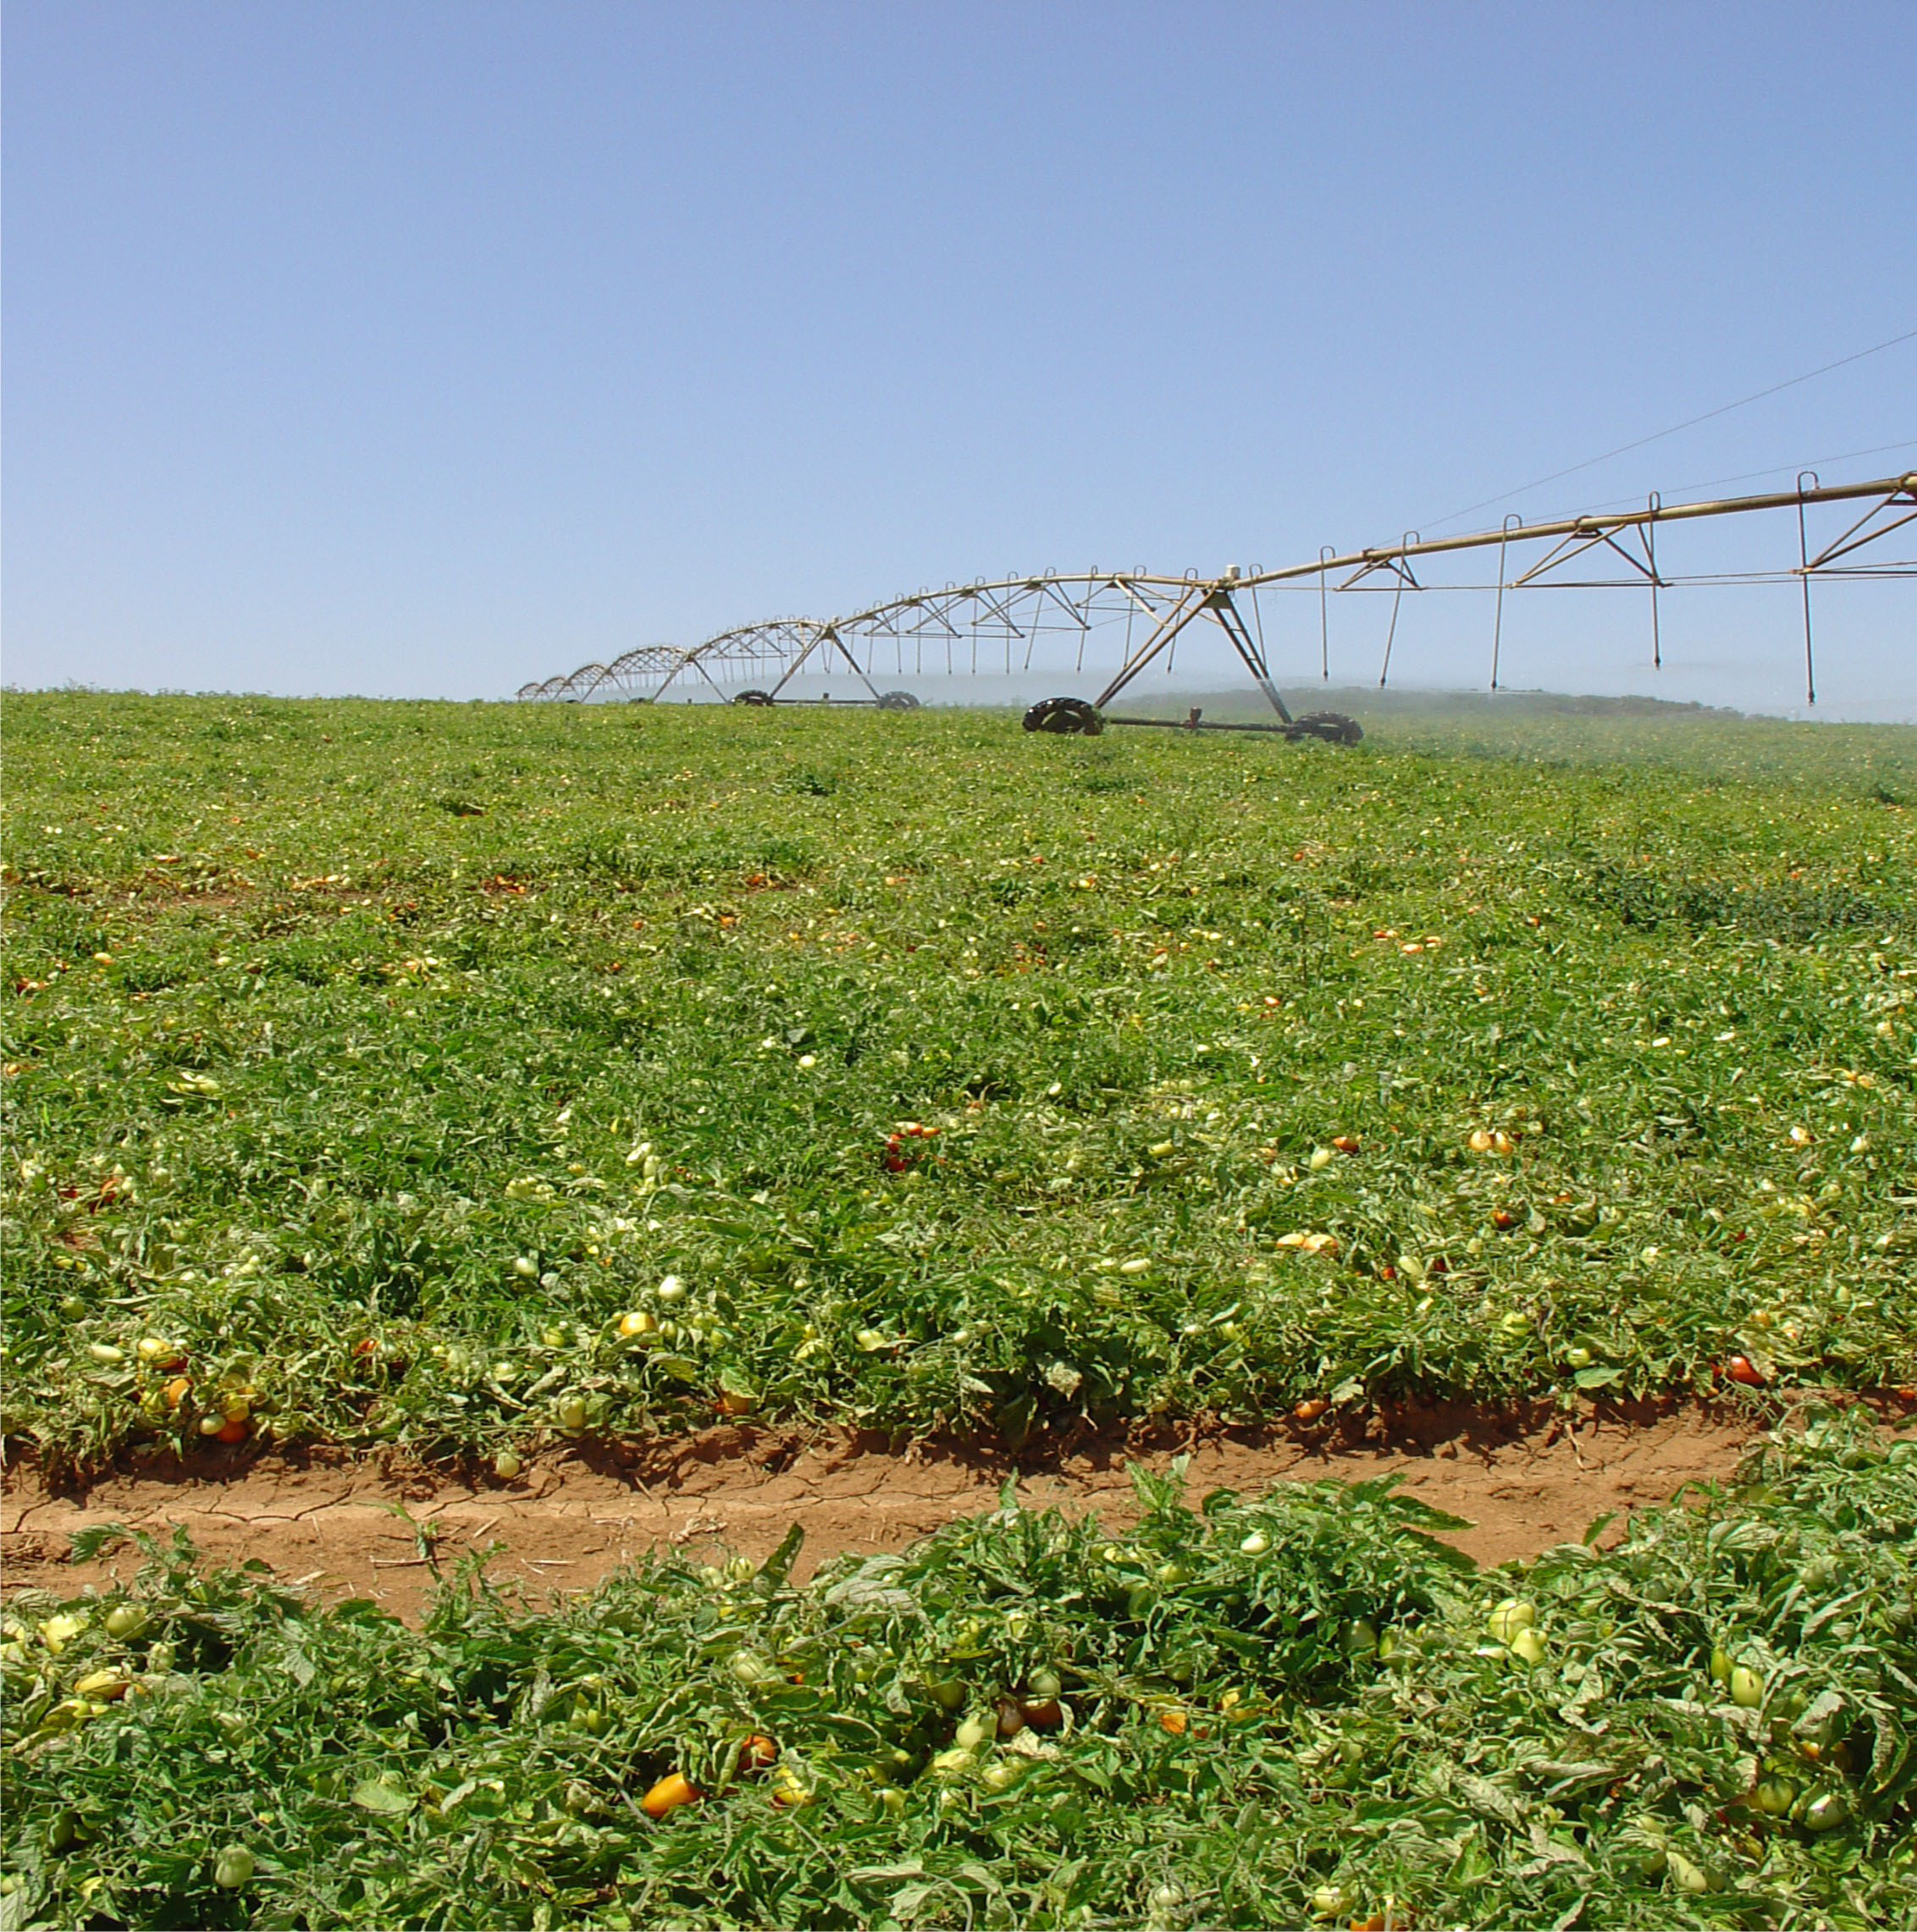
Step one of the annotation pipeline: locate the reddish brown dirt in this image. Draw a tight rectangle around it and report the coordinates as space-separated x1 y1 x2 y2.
3 1399 1763 1620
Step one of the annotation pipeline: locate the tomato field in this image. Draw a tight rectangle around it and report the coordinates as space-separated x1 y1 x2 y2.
3 690 1915 1926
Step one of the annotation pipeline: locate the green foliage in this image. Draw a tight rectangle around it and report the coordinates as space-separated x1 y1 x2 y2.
2 694 1914 1466
3 1415 1913 1928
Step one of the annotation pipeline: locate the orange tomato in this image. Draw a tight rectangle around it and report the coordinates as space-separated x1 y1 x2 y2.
739 1733 778 1772
1293 1399 1329 1423
1724 1355 1765 1387
1157 1707 1189 1736
640 1773 701 1819
216 1418 250 1445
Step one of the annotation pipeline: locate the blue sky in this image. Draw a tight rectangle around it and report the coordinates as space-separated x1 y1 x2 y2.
5 2 1914 713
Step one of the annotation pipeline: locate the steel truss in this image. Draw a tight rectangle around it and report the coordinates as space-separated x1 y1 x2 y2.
517 472 1915 710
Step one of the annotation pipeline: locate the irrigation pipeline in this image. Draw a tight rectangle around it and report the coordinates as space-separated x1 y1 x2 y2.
517 472 1916 713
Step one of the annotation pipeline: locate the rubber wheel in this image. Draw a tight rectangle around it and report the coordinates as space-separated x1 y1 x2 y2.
733 689 776 707
876 690 922 711
1285 711 1363 745
1022 697 1104 737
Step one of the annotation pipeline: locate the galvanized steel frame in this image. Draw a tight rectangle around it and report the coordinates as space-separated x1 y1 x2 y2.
517 472 1915 708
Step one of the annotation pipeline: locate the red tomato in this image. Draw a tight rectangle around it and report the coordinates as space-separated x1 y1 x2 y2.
1724 1355 1765 1387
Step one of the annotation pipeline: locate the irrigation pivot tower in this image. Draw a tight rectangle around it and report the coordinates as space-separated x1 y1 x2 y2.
518 471 1915 725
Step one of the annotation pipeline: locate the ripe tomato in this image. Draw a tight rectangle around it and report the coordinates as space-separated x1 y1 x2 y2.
640 1773 700 1819
1724 1355 1765 1387
1157 1706 1189 1736
1293 1399 1329 1423
738 1733 778 1772
216 1418 250 1445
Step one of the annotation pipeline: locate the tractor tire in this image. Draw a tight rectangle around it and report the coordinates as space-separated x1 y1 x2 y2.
1022 697 1104 737
1285 711 1363 745
876 690 922 711
733 689 776 707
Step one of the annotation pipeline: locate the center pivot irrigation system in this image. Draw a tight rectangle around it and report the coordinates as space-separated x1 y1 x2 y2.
518 472 1916 741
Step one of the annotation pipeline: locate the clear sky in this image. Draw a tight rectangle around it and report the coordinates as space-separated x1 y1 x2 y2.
5 2 1914 713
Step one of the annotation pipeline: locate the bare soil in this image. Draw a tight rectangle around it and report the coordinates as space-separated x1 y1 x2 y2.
3 1398 1766 1621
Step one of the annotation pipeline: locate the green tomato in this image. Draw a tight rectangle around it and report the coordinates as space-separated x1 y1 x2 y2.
954 1714 992 1752
878 1786 907 1817
1341 1619 1379 1659
1709 1643 1734 1685
1754 1778 1796 1816
1308 1883 1352 1918
1509 1628 1548 1666
1667 1851 1714 1895
1026 1667 1063 1702
1729 1665 1765 1709
104 1603 152 1642
46 1812 80 1855
1801 1789 1849 1832
925 1677 966 1712
213 1846 256 1889
1487 1598 1535 1644
1240 1530 1271 1556
728 1651 776 1686
1155 1562 1191 1587
981 1759 1022 1794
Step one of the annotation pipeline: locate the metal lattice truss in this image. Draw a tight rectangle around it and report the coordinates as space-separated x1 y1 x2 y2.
518 472 1915 709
